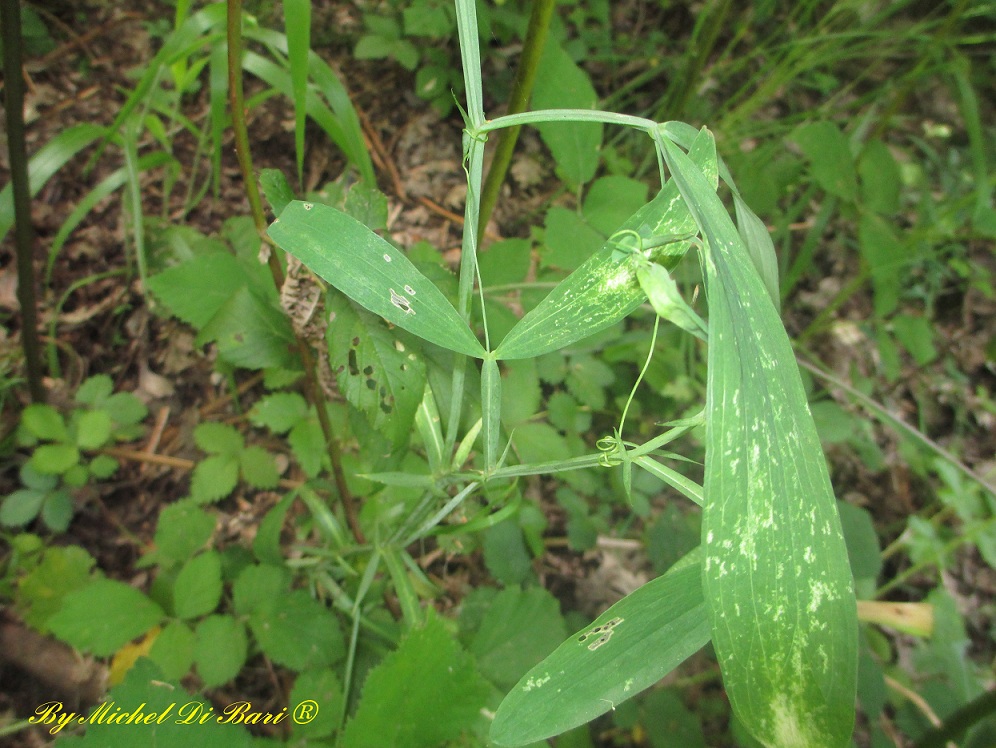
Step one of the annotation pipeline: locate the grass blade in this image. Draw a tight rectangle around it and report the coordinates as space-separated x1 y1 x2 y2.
660 129 857 748
268 201 485 357
281 0 310 184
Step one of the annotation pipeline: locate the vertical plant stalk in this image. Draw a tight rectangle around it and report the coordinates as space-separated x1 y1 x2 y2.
476 0 555 246
1 0 46 403
225 0 364 543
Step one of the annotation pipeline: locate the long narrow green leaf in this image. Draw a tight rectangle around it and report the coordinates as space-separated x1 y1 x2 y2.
281 0 310 184
0 124 105 244
268 201 485 357
493 186 693 360
660 130 857 748
490 556 709 746
46 152 176 284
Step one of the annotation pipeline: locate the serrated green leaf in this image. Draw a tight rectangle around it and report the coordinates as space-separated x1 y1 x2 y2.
193 422 244 454
342 611 490 748
190 454 239 503
260 167 295 216
21 404 67 441
250 392 309 433
153 500 216 567
858 139 901 216
253 494 294 565
194 615 247 687
290 669 343 739
148 620 195 680
268 201 485 357
233 564 290 616
76 410 112 449
75 375 113 406
103 392 148 428
327 293 427 449
289 416 324 477
490 560 709 746
661 131 857 748
197 285 299 370
48 579 164 657
238 445 280 489
478 239 532 287
147 252 248 329
173 551 223 620
248 589 344 670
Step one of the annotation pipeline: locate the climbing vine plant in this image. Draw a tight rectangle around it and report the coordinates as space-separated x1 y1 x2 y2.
267 2 858 747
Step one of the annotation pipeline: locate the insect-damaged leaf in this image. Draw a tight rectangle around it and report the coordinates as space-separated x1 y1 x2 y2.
490 558 709 746
268 201 485 357
493 128 716 361
327 293 426 450
661 130 857 748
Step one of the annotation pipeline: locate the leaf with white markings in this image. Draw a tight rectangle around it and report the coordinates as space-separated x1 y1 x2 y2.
268 201 485 357
327 293 426 450
660 129 857 748
490 557 709 746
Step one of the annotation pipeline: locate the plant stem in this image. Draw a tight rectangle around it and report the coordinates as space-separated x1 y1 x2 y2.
1 0 46 403
912 687 996 748
476 0 555 247
225 0 363 543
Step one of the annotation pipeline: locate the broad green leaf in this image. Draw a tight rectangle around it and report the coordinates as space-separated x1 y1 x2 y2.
542 206 604 271
233 564 290 616
490 559 709 746
75 410 112 450
30 444 80 475
327 293 427 449
494 185 697 360
248 590 345 670
15 545 95 632
42 491 73 532
148 621 195 680
21 404 67 441
150 500 216 567
48 580 164 657
583 176 650 235
196 286 298 370
269 201 485 357
190 454 239 504
788 122 858 201
194 422 243 454
0 489 45 526
260 167 295 217
858 213 903 317
238 445 280 489
858 139 901 215
342 611 490 748
194 615 247 687
173 551 222 620
532 42 602 186
290 669 343 739
250 392 309 432
65 658 253 748
469 587 566 690
147 252 246 329
661 131 857 748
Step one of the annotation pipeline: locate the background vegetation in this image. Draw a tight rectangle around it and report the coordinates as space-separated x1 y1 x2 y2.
0 1 993 746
